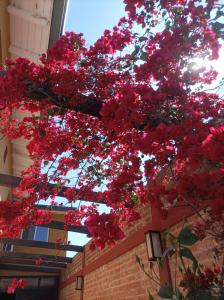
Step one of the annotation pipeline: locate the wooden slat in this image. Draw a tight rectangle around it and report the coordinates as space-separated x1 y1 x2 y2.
0 263 61 273
0 257 66 268
0 173 20 187
40 221 89 234
1 238 84 252
36 204 76 212
0 251 73 263
0 173 104 203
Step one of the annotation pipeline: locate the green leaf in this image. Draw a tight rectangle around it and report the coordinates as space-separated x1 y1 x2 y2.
166 20 171 29
162 247 176 260
212 22 224 31
178 227 199 246
56 182 63 192
39 128 46 137
136 255 144 270
147 289 154 300
140 52 147 61
196 290 213 300
164 232 178 248
180 247 198 269
158 284 173 298
186 290 197 299
162 11 166 18
178 265 183 273
215 10 224 20
131 46 140 59
139 36 148 42
175 287 183 300
136 255 141 264
149 261 153 269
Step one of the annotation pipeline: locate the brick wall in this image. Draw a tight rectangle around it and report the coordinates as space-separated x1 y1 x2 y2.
59 205 216 300
167 213 216 290
83 243 158 300
59 242 158 300
59 252 83 300
59 205 159 300
84 205 152 267
59 274 82 300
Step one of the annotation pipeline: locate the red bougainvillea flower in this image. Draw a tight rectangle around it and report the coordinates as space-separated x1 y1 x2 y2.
0 0 223 250
7 279 27 294
35 258 43 266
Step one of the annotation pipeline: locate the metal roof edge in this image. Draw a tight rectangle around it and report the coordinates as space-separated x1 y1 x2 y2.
48 0 69 48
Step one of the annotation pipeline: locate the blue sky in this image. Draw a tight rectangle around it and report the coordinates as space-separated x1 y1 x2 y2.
64 0 125 46
63 0 125 256
64 0 139 71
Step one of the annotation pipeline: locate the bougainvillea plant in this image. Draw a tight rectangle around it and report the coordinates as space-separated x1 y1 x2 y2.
137 224 224 299
0 0 223 259
6 278 27 294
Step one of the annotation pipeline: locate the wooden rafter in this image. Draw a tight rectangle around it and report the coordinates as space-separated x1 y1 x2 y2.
0 257 67 268
0 251 72 263
40 221 89 235
0 173 104 203
36 204 76 212
1 238 84 252
0 173 20 187
0 264 61 273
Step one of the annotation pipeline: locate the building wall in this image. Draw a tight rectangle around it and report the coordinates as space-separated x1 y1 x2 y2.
59 242 159 300
0 138 12 202
14 212 67 257
0 211 67 277
0 0 68 275
0 0 12 203
59 205 216 300
59 206 159 300
0 0 9 63
0 0 53 197
59 253 83 300
8 0 54 176
83 242 159 300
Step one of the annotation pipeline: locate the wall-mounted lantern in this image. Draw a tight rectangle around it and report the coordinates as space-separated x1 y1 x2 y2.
145 230 163 261
75 276 84 290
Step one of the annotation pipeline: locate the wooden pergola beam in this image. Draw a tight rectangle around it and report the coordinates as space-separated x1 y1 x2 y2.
0 173 20 187
1 238 84 252
0 251 73 263
40 221 89 235
36 204 76 212
0 173 104 203
0 263 61 273
0 257 67 268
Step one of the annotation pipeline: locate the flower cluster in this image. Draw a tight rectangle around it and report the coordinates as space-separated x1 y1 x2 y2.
7 279 27 294
35 258 43 266
0 0 223 250
180 265 223 296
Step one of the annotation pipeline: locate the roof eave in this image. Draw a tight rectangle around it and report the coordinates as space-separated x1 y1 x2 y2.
48 0 68 48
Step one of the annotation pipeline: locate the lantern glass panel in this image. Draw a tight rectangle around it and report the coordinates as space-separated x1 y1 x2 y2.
76 276 83 290
146 232 153 259
151 232 163 258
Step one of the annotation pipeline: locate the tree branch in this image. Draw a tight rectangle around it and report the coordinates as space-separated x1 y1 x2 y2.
0 70 103 118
